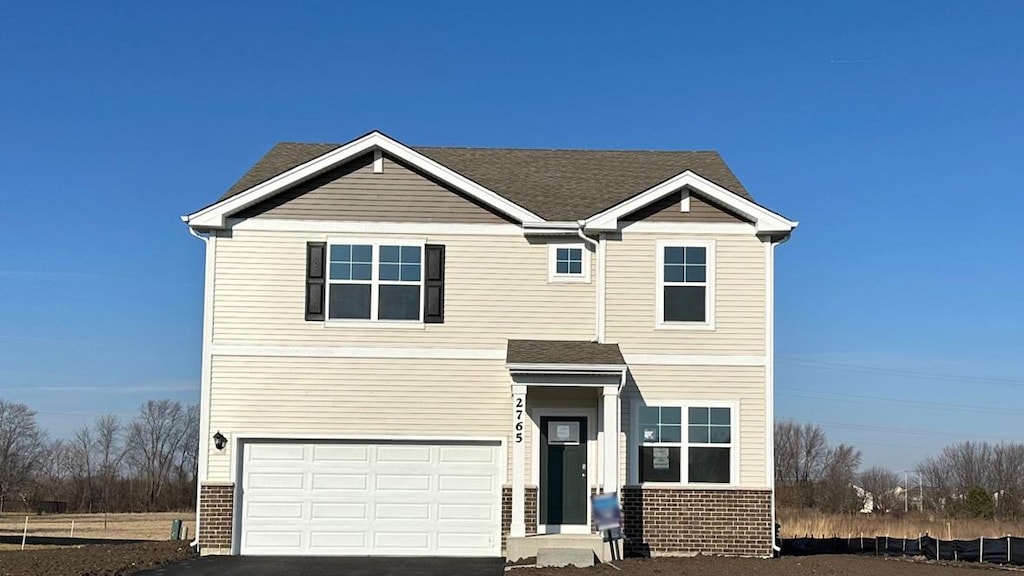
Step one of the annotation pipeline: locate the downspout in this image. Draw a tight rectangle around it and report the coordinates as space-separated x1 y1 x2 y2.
186 225 211 549
766 233 791 556
576 221 603 343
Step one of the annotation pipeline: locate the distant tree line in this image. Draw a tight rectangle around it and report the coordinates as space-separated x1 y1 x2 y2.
0 398 198 514
776 421 1024 520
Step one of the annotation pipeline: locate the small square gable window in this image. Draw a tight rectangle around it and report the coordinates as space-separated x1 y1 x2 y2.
549 243 589 282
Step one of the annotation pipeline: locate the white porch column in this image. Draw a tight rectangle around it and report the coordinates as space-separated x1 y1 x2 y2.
602 384 620 495
511 384 527 538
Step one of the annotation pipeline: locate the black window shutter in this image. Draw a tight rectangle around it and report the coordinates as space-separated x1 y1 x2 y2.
424 244 445 323
306 242 326 321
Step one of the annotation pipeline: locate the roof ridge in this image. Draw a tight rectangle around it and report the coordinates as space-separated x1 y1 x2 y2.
417 145 722 154
274 142 723 154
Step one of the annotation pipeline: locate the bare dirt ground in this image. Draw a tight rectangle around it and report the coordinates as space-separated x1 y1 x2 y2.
521 555 1020 575
0 513 194 542
0 541 194 576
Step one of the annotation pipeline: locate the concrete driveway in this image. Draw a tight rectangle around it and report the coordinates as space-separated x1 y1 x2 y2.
136 556 505 576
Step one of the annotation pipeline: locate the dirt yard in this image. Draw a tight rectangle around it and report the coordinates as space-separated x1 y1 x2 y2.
0 512 194 541
1 544 1016 576
0 541 193 576
522 555 1015 575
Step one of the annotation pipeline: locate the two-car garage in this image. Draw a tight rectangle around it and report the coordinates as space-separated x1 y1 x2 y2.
237 439 503 557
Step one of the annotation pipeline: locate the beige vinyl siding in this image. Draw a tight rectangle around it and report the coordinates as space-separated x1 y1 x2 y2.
605 232 766 355
622 191 750 224
625 363 767 489
212 228 595 347
205 356 511 482
235 154 511 224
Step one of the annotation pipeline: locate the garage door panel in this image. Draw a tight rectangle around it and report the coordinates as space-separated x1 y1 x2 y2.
240 440 500 557
375 502 431 520
375 473 431 491
439 445 499 464
375 532 430 550
313 444 370 462
310 502 367 520
248 472 305 490
438 474 495 492
310 532 366 550
246 501 305 520
312 473 368 491
438 503 496 521
245 531 304 550
248 444 306 462
375 445 433 463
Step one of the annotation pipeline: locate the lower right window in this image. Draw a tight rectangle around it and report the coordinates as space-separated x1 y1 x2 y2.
638 404 733 484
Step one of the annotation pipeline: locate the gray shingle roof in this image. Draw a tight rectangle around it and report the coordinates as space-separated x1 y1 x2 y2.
218 142 752 221
506 340 625 366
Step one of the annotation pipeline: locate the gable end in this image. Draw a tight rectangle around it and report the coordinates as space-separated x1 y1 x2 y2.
234 152 514 224
621 190 752 225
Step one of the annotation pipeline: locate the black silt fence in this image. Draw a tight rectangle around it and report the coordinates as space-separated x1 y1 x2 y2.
781 535 1024 566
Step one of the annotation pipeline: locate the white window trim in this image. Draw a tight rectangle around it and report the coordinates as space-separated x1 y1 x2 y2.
628 398 739 487
325 237 426 326
547 242 590 283
654 239 715 330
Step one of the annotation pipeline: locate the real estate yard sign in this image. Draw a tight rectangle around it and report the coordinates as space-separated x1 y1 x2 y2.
591 492 621 531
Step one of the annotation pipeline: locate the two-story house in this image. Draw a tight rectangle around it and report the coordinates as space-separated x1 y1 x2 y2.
183 131 796 559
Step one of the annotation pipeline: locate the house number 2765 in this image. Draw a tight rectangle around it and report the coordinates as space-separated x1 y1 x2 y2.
514 397 524 443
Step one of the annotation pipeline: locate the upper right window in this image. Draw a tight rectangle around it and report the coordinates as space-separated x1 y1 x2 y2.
657 241 714 328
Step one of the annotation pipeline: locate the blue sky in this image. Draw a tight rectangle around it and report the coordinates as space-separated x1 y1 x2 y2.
1 1 1022 470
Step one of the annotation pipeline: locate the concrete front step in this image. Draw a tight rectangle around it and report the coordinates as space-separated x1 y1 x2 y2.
507 533 609 563
537 547 595 568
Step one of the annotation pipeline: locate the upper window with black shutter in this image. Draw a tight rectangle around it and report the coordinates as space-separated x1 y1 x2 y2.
322 239 427 323
656 240 715 330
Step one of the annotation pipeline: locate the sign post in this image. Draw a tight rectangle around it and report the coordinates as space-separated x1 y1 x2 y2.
591 492 624 562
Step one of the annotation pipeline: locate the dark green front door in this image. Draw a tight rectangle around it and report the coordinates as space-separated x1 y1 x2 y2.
540 417 587 526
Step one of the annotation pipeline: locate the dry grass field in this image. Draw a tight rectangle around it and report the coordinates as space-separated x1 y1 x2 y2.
779 508 1024 539
0 511 194 541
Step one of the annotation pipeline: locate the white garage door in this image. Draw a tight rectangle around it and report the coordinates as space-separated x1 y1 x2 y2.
239 440 502 556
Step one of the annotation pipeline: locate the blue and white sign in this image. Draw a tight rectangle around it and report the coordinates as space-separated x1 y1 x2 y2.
591 492 621 531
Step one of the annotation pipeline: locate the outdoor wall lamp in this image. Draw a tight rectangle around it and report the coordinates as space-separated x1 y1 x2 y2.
213 431 227 451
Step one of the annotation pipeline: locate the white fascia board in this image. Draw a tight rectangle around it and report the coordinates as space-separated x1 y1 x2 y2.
584 170 798 234
506 363 627 374
522 221 581 235
184 131 545 229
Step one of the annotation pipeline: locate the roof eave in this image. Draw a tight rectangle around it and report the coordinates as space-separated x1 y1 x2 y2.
506 362 627 374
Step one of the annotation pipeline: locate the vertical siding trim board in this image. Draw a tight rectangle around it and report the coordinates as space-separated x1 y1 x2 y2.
621 487 772 557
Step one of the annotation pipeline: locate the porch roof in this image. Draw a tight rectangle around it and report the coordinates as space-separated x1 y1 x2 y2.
505 339 625 369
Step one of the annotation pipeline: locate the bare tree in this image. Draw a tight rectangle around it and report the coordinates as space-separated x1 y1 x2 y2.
859 465 899 513
125 400 191 510
818 443 862 513
71 425 95 511
93 414 125 513
0 400 46 512
775 421 829 507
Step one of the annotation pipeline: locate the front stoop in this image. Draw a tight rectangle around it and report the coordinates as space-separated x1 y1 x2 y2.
507 534 608 563
537 547 596 568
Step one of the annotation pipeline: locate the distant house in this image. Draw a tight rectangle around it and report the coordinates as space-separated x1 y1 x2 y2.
183 131 797 558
